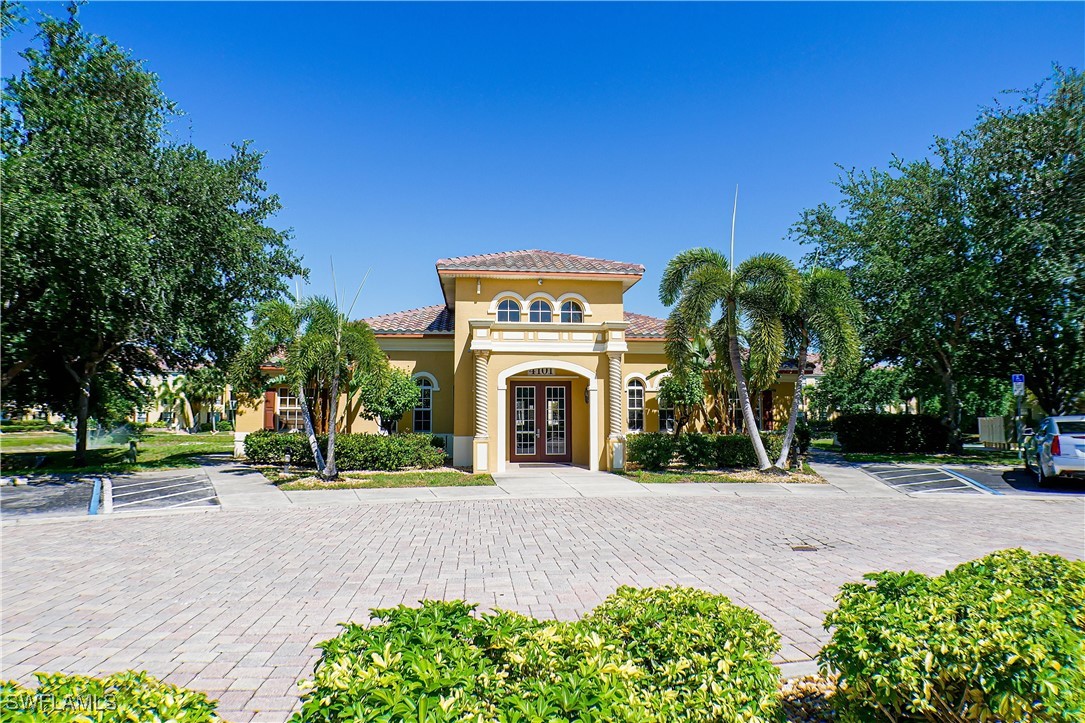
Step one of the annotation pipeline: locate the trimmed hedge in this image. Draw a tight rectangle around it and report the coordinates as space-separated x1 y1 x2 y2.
0 419 55 432
627 432 784 470
292 586 781 722
1 671 222 722
821 549 1085 722
244 430 445 471
831 413 949 453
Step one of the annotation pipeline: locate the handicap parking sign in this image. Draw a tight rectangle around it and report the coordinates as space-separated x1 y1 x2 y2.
1011 373 1025 395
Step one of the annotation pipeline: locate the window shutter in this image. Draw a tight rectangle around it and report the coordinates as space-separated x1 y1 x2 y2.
264 390 277 430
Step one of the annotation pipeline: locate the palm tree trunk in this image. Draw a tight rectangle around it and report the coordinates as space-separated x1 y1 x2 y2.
322 374 339 480
297 385 326 470
727 301 773 470
776 331 808 469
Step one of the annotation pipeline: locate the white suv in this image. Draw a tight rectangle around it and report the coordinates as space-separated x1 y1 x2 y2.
1023 415 1085 485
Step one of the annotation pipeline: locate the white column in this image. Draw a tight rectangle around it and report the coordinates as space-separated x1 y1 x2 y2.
473 350 490 439
608 351 623 438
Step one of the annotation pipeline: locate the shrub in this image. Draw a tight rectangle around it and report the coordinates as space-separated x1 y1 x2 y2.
831 413 949 453
793 421 812 455
675 432 714 468
149 419 169 428
821 549 1085 722
626 432 676 470
583 586 781 720
217 420 234 432
713 433 783 468
1 671 222 722
293 586 780 723
0 419 54 432
244 430 445 471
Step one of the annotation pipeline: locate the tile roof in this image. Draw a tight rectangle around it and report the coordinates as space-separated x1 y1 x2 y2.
436 249 644 276
363 305 454 335
623 311 667 338
362 304 668 340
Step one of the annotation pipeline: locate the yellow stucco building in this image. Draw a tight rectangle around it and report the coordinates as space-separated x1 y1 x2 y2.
234 250 802 471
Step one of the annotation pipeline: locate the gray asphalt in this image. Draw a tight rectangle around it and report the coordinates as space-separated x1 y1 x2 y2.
0 479 96 518
109 471 219 513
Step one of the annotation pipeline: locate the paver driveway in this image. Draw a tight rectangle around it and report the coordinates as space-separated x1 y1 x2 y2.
3 495 1082 722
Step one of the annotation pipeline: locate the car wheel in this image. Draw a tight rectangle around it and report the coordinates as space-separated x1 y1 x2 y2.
1024 450 1034 475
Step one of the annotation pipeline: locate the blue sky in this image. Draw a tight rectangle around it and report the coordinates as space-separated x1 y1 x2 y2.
4 2 1083 319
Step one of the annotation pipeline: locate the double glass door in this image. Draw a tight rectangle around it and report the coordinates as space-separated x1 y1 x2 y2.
510 381 572 463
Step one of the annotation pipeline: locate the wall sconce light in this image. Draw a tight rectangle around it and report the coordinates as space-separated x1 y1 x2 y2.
537 278 543 286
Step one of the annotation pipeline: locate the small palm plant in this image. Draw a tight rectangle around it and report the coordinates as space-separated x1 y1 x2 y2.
156 376 192 432
660 250 801 470
775 268 862 467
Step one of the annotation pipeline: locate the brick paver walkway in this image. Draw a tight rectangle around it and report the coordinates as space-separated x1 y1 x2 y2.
3 495 1082 722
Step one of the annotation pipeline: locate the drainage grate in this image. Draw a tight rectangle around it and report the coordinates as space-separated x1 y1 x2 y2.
790 544 819 552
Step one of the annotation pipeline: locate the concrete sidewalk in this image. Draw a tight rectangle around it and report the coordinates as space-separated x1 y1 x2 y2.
198 456 292 510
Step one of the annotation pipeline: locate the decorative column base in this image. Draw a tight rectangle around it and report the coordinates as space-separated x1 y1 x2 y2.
473 437 490 472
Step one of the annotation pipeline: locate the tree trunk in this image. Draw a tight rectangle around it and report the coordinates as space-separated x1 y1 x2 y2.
74 376 91 466
776 331 809 469
727 302 773 470
322 374 339 480
941 370 963 453
297 385 326 470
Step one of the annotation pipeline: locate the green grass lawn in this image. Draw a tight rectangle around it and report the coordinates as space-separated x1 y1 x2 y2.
619 466 824 484
0 430 233 474
273 470 495 491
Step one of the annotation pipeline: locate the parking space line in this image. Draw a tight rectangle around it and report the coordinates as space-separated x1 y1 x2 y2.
879 471 948 480
113 487 215 509
111 479 206 498
110 475 200 490
941 468 1001 495
167 495 218 508
913 485 973 493
895 478 957 487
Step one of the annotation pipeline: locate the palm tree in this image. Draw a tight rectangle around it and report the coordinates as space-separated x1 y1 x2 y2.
156 376 192 432
293 297 383 479
660 249 801 470
775 268 862 468
230 298 327 471
182 368 227 432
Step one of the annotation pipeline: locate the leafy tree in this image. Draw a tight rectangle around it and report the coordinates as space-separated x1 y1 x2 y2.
156 376 192 432
1 6 303 464
230 298 327 471
661 250 801 470
657 372 705 436
182 367 227 432
355 366 421 435
1 0 27 38
964 69 1085 414
776 268 861 466
808 366 911 419
292 298 383 479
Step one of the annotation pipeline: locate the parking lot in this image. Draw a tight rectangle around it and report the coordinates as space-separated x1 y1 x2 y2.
860 464 1085 497
109 470 219 513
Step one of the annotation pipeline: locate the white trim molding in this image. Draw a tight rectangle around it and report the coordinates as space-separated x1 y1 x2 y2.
647 370 670 392
487 291 593 318
623 372 648 389
411 371 440 391
555 292 592 316
496 359 599 473
487 291 526 314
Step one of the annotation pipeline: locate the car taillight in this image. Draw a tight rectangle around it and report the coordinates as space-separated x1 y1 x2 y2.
1051 436 1061 456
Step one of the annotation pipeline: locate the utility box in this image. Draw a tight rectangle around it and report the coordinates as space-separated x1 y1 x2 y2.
978 417 1008 447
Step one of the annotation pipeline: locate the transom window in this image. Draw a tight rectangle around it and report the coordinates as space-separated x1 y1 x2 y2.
497 299 521 322
414 378 432 433
627 379 645 432
529 300 552 323
560 300 584 323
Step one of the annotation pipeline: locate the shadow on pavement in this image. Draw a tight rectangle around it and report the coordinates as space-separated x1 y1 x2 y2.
998 468 1085 495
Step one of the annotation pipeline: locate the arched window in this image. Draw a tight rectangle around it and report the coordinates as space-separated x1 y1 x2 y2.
528 299 552 323
497 298 521 322
560 300 584 323
627 379 645 432
414 378 433 433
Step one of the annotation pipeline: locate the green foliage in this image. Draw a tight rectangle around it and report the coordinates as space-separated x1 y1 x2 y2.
821 549 1085 722
354 366 421 434
0 671 221 722
626 432 676 470
0 419 54 432
628 432 783 470
583 586 781 720
292 586 780 723
792 421 812 456
808 366 910 418
244 430 444 471
1 6 303 463
658 373 706 433
832 413 949 453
